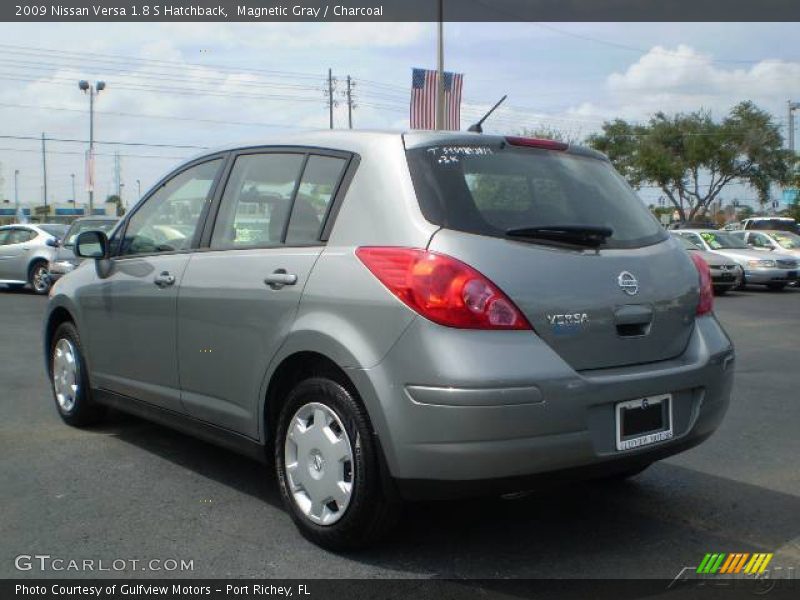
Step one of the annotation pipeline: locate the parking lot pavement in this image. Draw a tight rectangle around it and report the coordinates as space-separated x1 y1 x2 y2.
1 284 798 580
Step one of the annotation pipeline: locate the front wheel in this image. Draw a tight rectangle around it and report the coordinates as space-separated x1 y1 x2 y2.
275 377 399 550
50 322 106 426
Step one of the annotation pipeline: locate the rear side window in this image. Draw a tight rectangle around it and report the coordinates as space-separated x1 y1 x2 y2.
211 152 346 249
211 153 305 249
406 143 667 249
286 155 346 244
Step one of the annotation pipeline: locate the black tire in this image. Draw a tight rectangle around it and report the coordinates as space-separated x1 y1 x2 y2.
275 377 400 550
28 260 51 295
713 286 728 296
767 283 786 291
49 321 106 427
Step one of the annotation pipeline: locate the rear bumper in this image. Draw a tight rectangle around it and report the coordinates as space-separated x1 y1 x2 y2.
347 315 734 498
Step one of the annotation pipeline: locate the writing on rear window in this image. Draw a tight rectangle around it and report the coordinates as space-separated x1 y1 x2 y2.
426 146 495 165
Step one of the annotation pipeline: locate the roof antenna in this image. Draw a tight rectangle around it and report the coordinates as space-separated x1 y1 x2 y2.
467 95 507 133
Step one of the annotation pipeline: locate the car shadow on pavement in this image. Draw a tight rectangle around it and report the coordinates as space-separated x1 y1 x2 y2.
96 410 800 578
96 409 284 510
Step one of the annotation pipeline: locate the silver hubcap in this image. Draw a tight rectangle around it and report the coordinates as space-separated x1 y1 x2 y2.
53 339 79 412
33 266 49 292
284 402 355 526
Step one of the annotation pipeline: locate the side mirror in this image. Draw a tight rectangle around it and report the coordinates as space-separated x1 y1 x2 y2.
45 238 59 247
74 230 109 259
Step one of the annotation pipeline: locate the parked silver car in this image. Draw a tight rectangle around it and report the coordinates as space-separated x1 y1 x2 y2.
44 131 734 549
674 229 798 291
672 233 742 294
730 229 800 260
48 216 119 283
0 223 67 294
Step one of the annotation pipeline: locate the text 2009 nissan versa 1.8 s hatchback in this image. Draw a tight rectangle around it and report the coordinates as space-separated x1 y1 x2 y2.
44 131 734 549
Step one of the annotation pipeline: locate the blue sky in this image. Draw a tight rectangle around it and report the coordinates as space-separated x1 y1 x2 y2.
0 21 798 208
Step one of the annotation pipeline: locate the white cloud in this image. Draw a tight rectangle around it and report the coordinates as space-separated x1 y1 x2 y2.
604 45 800 119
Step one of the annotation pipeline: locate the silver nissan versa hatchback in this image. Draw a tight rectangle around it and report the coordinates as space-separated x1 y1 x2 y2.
44 131 734 549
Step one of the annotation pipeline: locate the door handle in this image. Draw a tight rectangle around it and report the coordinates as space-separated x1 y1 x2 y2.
264 269 297 290
154 271 176 288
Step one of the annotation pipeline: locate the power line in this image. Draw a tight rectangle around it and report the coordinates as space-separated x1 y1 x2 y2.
0 146 189 160
0 101 313 130
0 133 205 149
0 42 327 82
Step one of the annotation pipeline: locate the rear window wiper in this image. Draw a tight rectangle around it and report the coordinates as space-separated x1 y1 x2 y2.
505 225 614 248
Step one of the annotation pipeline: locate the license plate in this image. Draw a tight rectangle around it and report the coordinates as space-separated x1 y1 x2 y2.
615 394 673 451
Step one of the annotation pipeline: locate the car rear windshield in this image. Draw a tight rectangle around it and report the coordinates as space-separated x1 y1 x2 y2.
39 224 68 239
747 219 799 233
64 219 117 246
406 142 667 249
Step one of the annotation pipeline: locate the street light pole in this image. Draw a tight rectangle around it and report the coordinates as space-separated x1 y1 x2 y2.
136 179 141 202
70 173 75 204
79 80 106 215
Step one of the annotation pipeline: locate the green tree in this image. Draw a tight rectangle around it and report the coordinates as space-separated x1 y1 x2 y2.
519 125 583 145
588 102 796 222
105 194 126 217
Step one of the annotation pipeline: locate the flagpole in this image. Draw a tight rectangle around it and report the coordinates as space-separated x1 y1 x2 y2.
435 0 444 130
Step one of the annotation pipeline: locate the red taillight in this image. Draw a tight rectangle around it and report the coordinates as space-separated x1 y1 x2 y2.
355 247 531 330
505 136 568 151
690 253 714 316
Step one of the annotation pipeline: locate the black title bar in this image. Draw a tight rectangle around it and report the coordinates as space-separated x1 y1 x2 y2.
4 0 800 22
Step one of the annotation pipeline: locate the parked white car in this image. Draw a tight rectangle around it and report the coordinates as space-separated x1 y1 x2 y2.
0 223 68 294
730 230 800 260
674 229 798 291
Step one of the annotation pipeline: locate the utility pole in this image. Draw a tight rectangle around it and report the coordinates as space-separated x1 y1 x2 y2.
41 133 47 211
346 75 354 129
79 80 106 215
14 169 19 214
136 179 141 202
328 68 335 129
70 173 75 204
789 100 799 154
435 0 445 130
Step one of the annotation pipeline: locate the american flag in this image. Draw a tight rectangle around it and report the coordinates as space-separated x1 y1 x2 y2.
410 68 464 130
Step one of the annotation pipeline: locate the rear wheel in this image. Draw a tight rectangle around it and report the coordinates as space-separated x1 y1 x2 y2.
29 261 51 295
275 377 399 550
50 322 106 426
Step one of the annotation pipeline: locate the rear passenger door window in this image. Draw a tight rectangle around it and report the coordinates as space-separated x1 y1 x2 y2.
211 153 305 249
8 228 35 244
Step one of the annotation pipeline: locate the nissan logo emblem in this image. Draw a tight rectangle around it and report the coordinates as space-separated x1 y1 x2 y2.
618 271 639 296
